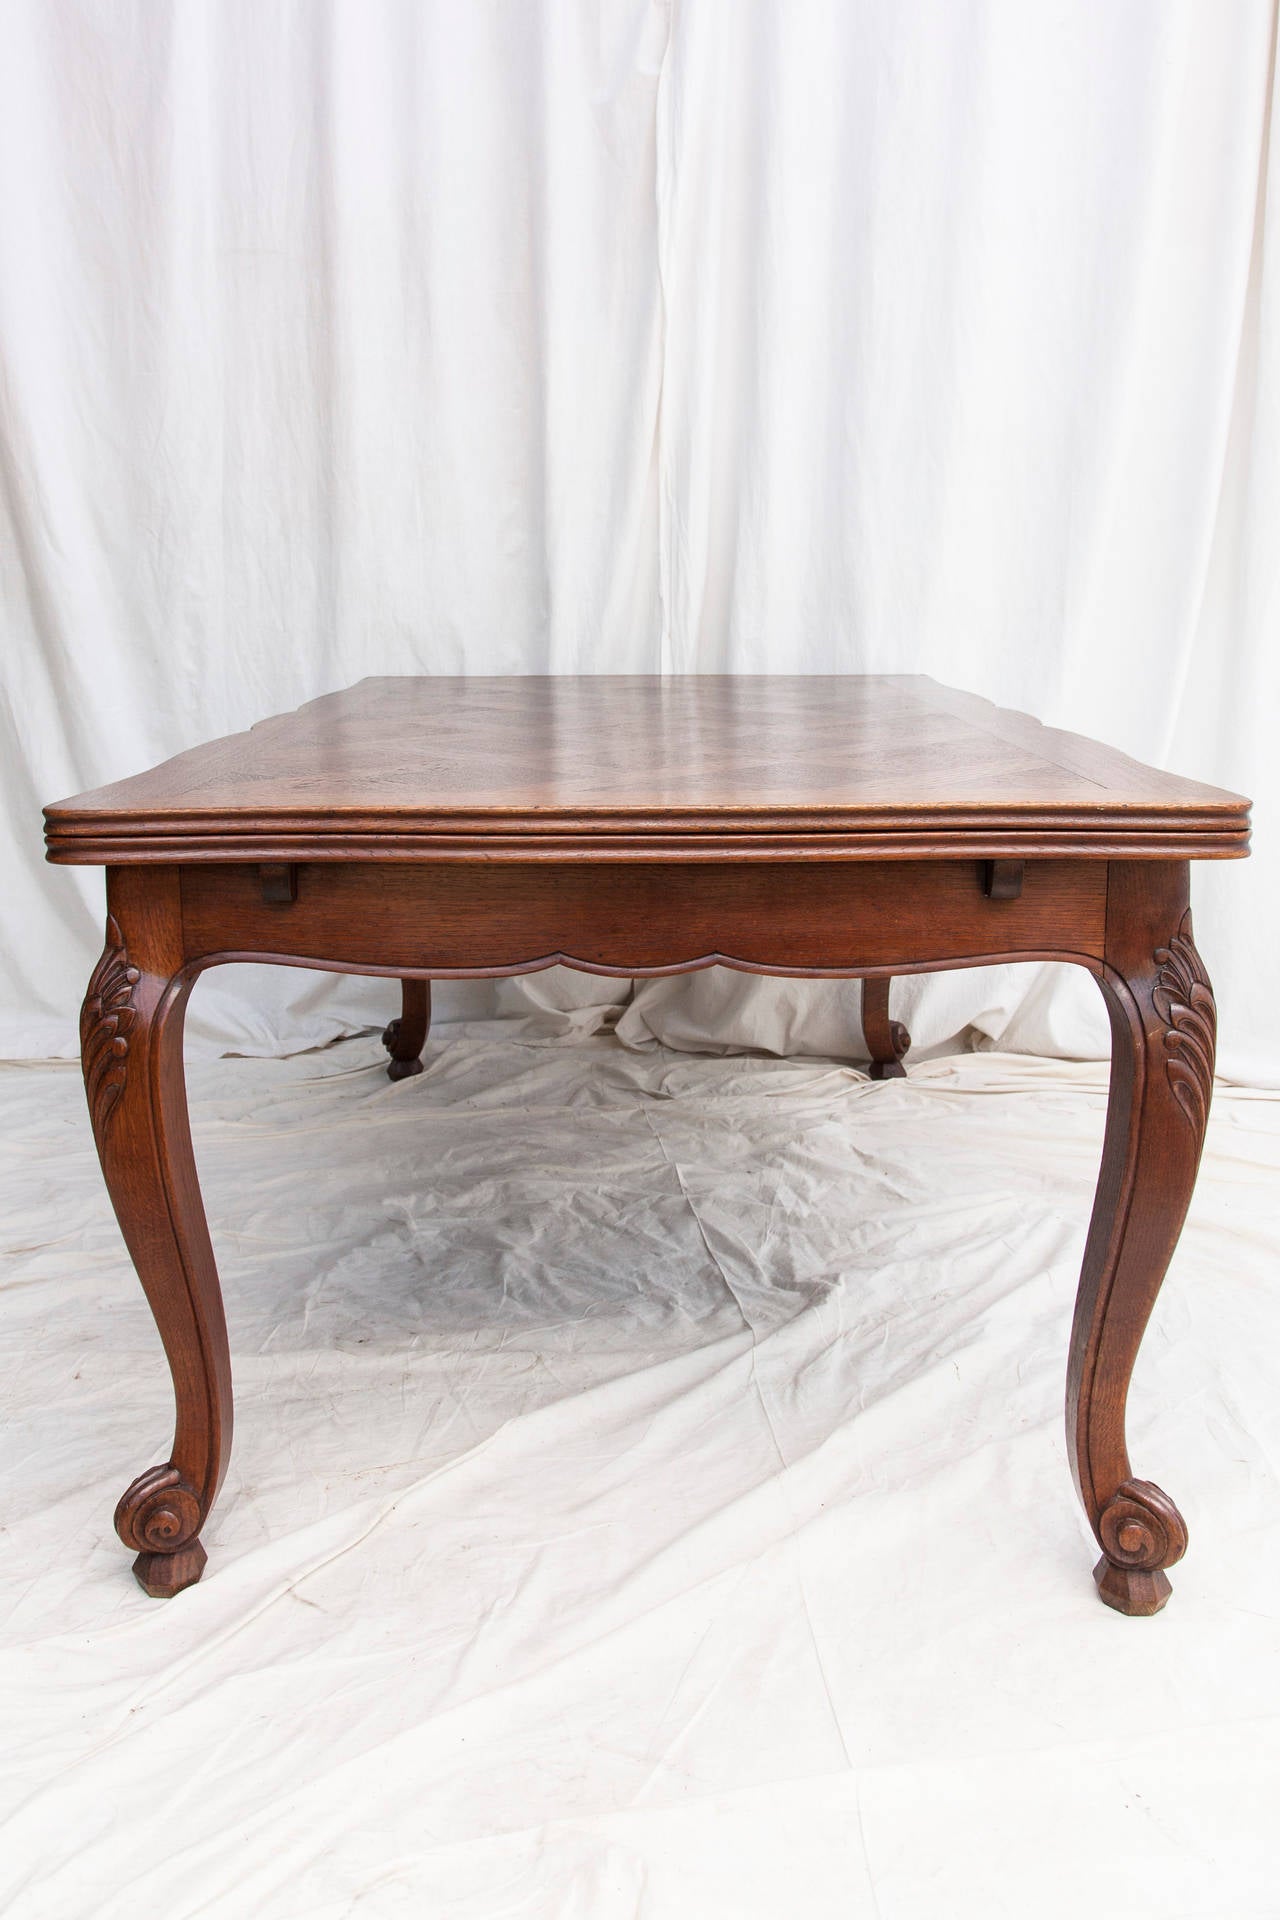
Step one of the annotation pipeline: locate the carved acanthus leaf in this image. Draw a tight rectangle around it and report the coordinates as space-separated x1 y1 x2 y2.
81 915 141 1142
1152 910 1216 1143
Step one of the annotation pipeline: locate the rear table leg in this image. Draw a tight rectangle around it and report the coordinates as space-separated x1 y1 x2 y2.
863 976 911 1079
382 979 431 1080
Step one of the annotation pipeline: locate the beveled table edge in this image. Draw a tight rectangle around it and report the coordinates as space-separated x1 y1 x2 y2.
44 816 1252 865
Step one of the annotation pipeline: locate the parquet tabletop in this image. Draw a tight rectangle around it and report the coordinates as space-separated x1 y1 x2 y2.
45 675 1249 863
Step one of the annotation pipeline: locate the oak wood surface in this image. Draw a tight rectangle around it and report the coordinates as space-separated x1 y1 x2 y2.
45 676 1250 864
48 676 1249 1616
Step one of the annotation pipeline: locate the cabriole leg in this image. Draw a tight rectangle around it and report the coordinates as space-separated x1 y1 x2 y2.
382 979 431 1080
1068 862 1214 1615
81 870 231 1597
862 975 911 1079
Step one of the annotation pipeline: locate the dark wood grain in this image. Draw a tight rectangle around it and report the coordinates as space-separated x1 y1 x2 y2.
47 677 1249 1613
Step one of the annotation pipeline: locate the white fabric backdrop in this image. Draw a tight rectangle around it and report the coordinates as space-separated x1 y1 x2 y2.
1 0 1276 1077
4 1033 1280 1914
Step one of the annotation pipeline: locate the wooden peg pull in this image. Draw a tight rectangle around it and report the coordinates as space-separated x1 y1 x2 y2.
259 863 298 904
983 860 1024 901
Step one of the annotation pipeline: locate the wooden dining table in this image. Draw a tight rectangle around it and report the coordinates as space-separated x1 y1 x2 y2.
44 675 1250 1614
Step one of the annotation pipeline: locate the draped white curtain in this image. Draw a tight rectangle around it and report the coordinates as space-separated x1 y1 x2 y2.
2 0 1275 1079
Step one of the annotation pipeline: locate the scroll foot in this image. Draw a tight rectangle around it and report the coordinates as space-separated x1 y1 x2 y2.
115 1460 211 1598
1092 1479 1187 1617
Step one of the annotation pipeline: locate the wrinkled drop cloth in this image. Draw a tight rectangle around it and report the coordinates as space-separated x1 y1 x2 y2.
1 1025 1277 1918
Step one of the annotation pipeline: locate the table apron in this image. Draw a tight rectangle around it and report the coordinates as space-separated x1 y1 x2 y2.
175 858 1109 977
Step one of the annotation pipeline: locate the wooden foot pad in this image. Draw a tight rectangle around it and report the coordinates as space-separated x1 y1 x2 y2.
132 1540 208 1598
1093 1556 1173 1616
